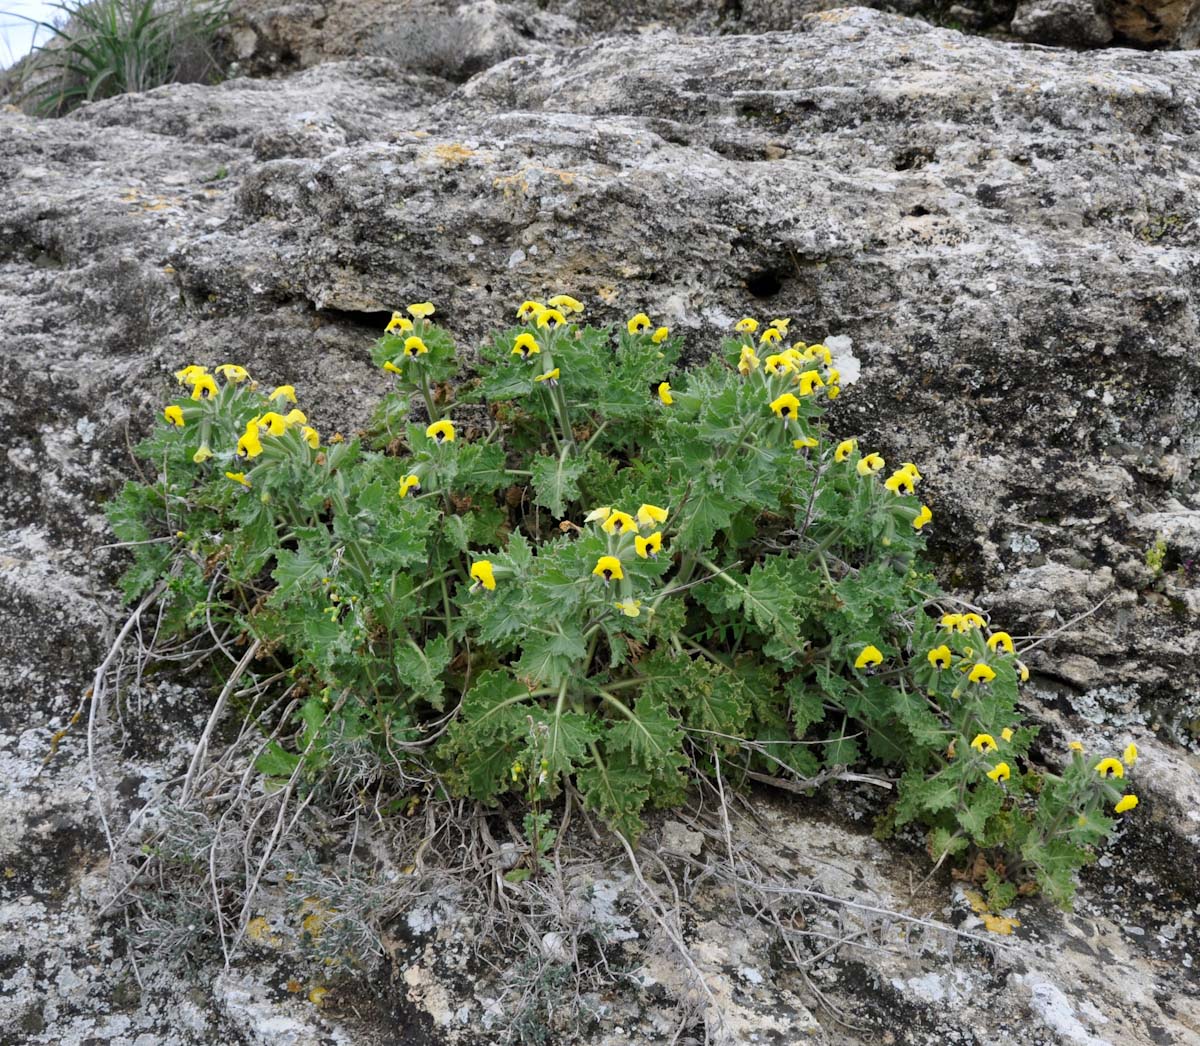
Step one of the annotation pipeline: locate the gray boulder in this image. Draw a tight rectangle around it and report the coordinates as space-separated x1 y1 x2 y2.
2 7 1198 1043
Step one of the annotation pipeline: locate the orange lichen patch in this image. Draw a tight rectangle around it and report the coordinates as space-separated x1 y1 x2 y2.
433 143 476 165
285 979 303 993
962 889 989 915
963 888 1020 935
493 166 579 197
300 896 336 938
981 913 1021 935
246 916 283 947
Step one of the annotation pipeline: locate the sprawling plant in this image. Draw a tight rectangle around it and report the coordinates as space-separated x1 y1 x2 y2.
107 297 1139 906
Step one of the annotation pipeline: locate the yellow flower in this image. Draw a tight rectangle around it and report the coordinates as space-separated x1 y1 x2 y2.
793 436 818 450
884 470 915 496
760 328 782 345
899 462 922 482
971 733 998 753
215 364 249 382
968 663 997 685
735 317 759 333
174 364 208 384
635 531 663 558
651 326 670 344
770 392 800 420
1015 660 1029 682
470 560 496 591
808 344 832 366
584 507 611 523
164 405 185 427
738 346 760 375
1095 758 1124 779
854 645 883 670
383 361 403 375
426 420 456 443
517 300 545 321
1068 741 1084 752
827 368 841 385
593 556 624 583
856 453 884 476
614 599 642 618
512 332 540 358
398 474 421 498
1123 742 1138 765
407 301 435 319
627 313 652 334
765 354 796 378
534 368 560 384
835 438 856 463
1001 727 1015 742
940 613 963 631
225 471 251 488
300 425 320 449
511 761 524 781
284 408 308 428
636 503 668 528
191 374 218 400
987 632 1014 654
769 318 790 333
238 421 263 458
193 444 213 464
962 613 985 629
913 505 933 531
537 308 567 328
987 762 1011 783
385 311 413 334
270 385 297 403
796 370 825 396
657 382 673 405
259 411 288 436
1114 794 1138 814
547 294 583 314
404 336 429 358
602 510 637 535
927 644 952 670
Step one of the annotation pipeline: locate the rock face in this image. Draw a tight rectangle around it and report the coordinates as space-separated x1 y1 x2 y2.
219 0 1200 67
2 5 1199 1044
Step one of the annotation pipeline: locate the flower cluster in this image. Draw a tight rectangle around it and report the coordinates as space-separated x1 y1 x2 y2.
162 364 321 488
583 504 669 617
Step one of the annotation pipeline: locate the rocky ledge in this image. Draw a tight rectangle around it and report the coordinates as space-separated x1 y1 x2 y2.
2 6 1198 1044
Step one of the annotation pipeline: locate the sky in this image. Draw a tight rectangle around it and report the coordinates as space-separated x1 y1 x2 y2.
0 0 59 69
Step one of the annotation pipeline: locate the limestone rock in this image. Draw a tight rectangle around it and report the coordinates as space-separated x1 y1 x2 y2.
3 7 1200 1043
1011 0 1114 44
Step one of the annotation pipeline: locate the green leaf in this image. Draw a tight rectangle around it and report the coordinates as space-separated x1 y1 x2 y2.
957 784 1004 842
513 626 587 688
530 708 599 790
272 543 329 603
394 635 452 710
786 682 826 735
254 742 301 778
576 751 650 840
605 694 688 774
530 452 587 518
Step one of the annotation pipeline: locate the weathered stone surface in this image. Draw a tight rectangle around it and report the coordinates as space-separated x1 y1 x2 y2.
3 6 1199 1043
1011 0 1114 44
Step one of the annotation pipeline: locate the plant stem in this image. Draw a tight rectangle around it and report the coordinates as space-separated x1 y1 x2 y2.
411 369 436 423
551 384 576 453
